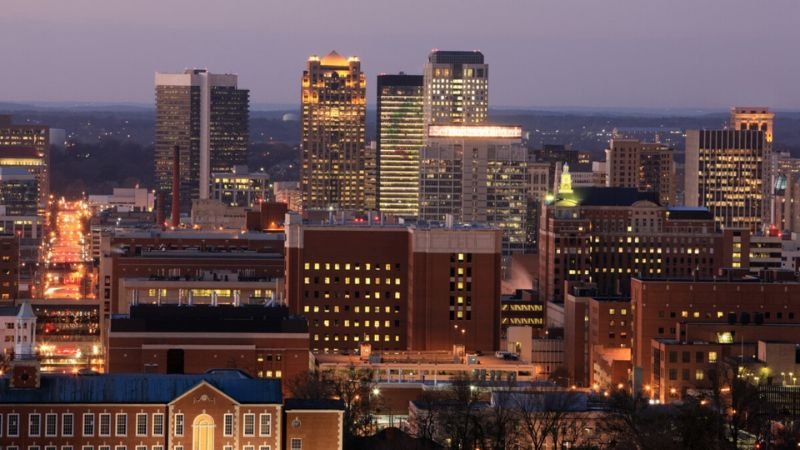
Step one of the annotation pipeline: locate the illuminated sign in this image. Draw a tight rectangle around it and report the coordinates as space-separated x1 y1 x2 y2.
428 125 522 139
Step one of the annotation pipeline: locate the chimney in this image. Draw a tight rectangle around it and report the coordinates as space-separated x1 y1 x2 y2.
171 145 181 227
155 191 165 228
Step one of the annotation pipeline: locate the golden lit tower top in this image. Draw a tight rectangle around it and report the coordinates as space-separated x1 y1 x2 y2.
731 106 774 143
301 51 367 211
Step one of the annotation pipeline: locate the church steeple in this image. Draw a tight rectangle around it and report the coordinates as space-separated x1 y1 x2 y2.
14 300 36 360
559 162 574 195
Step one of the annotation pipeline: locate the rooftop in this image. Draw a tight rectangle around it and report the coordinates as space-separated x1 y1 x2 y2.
0 371 282 404
555 187 659 207
428 50 484 64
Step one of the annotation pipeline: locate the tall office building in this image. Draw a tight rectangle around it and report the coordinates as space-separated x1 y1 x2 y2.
301 51 367 211
154 69 249 214
685 129 768 231
0 115 50 214
605 137 675 205
376 74 425 217
423 50 488 127
419 125 528 254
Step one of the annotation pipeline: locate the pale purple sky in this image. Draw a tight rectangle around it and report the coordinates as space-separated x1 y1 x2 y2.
1 0 798 109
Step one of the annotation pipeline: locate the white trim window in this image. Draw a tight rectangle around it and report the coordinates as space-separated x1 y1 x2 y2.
115 413 127 436
135 413 147 436
81 446 94 450
259 413 271 437
99 413 111 436
62 413 74 437
290 438 302 450
259 446 271 450
152 413 164 436
243 413 255 436
223 413 234 436
174 413 184 436
45 413 57 437
28 413 41 436
135 446 147 450
7 413 19 437
83 413 95 436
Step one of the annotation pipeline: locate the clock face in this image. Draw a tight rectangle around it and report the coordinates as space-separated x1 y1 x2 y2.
292 417 301 429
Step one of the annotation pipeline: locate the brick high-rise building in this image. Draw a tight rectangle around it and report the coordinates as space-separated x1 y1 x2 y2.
538 181 722 303
423 50 488 127
605 137 675 206
376 74 424 217
285 213 502 353
301 51 367 211
154 70 249 214
685 129 769 231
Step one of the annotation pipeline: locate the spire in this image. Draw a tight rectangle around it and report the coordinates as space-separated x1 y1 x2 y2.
14 300 37 360
17 299 35 320
560 163 573 195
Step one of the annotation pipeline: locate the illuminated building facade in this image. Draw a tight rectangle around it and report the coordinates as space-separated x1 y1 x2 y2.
731 106 774 143
211 165 271 207
0 115 50 214
419 125 528 254
538 183 723 303
605 138 675 205
423 50 488 127
285 213 502 353
377 74 425 217
301 51 367 210
685 129 768 231
155 70 249 214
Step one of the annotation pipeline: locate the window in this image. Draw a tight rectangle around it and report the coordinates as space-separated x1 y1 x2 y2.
224 447 234 450
63 413 74 436
243 413 256 436
223 413 234 436
152 447 163 450
99 413 111 436
152 413 164 436
291 438 302 450
243 447 255 450
115 413 127 436
709 351 718 363
83 413 95 436
135 446 147 450
29 413 41 436
114 447 126 450
135 413 147 436
174 413 184 436
259 413 271 436
99 447 111 450
259 447 271 450
62 447 74 450
82 446 94 450
45 413 57 436
696 370 705 381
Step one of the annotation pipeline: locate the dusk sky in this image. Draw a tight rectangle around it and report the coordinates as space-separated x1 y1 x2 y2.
2 0 798 109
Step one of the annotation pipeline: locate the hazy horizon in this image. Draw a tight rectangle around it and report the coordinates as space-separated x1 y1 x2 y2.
2 0 798 109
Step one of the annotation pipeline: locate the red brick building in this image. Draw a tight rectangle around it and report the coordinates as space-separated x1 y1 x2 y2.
98 230 285 317
538 187 722 303
631 275 800 400
108 304 309 395
0 363 344 450
285 214 502 353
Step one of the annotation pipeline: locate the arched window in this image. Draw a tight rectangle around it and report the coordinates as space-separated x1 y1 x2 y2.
192 413 215 450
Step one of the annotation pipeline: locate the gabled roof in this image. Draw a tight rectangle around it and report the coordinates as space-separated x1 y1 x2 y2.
0 372 282 404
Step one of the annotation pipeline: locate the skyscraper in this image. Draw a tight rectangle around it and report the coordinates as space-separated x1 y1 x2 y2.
376 74 424 217
605 137 675 206
731 106 774 143
685 129 768 231
301 51 367 211
154 69 249 215
418 125 528 254
0 115 50 215
423 50 488 127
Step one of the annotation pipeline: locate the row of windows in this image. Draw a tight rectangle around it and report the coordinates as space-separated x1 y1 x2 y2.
304 305 401 314
304 262 399 271
0 413 163 438
223 413 271 437
304 291 402 301
303 276 402 286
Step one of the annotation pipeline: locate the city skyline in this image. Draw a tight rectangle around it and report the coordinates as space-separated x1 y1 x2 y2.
1 0 799 109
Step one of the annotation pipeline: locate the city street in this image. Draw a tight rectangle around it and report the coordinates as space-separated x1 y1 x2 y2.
43 198 93 299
